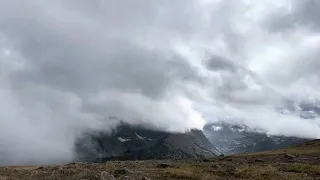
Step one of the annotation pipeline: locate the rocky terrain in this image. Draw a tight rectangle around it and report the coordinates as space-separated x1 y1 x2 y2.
75 123 219 162
203 121 308 155
1 140 319 180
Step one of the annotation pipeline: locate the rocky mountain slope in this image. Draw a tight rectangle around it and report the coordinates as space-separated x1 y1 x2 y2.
75 123 219 162
203 121 308 155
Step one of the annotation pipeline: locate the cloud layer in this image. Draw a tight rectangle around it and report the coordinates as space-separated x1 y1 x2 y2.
1 0 320 165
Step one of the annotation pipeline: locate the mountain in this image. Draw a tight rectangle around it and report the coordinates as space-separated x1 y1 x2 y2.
75 123 219 162
203 121 309 155
75 98 316 161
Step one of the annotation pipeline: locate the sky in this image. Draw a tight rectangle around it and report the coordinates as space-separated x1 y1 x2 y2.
1 0 320 165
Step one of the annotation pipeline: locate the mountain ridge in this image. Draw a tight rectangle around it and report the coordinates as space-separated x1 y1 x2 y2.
75 122 219 162
203 121 309 155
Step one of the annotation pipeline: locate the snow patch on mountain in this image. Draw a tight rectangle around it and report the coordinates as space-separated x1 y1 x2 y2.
117 137 131 142
135 132 145 140
212 125 223 131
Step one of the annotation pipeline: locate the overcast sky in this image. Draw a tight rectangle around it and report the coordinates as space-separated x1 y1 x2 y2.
1 0 320 165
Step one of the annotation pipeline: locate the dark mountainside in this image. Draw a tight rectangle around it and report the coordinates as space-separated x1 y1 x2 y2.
75 123 219 162
203 121 309 155
75 121 309 163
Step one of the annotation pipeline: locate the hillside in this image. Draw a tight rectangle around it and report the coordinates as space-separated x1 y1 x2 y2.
75 123 219 162
203 122 309 155
1 140 319 180
239 139 320 156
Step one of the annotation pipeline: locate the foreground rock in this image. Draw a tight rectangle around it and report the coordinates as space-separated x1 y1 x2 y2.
284 153 296 160
156 163 171 168
101 172 116 180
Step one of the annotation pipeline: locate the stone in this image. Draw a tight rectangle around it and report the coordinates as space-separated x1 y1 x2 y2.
157 163 171 168
37 166 45 170
284 153 296 160
101 171 116 180
254 159 264 162
211 164 220 169
114 168 132 175
202 158 211 162
225 165 236 175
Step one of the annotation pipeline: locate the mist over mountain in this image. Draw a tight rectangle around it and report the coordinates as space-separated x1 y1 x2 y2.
203 122 308 155
1 0 320 165
75 123 219 162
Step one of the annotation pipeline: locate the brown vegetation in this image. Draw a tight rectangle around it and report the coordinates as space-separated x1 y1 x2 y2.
0 140 319 180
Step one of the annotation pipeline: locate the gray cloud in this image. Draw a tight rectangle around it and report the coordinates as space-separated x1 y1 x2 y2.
205 55 237 72
1 0 320 165
266 0 320 32
11 40 172 98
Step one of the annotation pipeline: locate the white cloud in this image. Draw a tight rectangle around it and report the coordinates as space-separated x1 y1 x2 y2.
0 0 320 165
